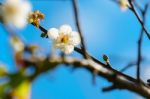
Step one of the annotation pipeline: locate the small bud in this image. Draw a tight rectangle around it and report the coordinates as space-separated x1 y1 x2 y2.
103 54 109 62
147 79 150 86
41 32 48 38
103 54 111 68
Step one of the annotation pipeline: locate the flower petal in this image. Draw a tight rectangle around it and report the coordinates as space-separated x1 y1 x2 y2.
48 28 59 40
69 31 81 46
61 45 74 54
13 15 27 28
59 24 72 34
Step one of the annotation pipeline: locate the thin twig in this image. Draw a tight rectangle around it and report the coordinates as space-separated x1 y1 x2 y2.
136 3 149 81
72 0 88 58
120 62 136 72
129 1 150 39
109 0 150 39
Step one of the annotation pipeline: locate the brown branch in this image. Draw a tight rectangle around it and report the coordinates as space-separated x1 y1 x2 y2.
25 56 150 98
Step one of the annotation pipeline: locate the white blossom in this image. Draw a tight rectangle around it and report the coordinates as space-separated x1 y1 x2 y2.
0 0 32 28
119 0 129 11
48 24 81 54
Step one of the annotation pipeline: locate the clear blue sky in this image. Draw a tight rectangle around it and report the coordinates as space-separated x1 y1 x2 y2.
0 0 150 99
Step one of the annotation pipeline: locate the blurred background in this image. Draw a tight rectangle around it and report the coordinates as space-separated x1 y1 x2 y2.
0 0 150 99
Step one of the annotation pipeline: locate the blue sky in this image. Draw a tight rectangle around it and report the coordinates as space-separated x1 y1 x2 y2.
0 0 150 99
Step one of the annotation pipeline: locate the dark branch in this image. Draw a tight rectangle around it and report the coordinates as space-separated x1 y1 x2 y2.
136 4 149 81
129 1 150 39
72 0 88 58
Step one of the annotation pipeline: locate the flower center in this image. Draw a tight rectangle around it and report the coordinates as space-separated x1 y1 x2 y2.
59 34 69 44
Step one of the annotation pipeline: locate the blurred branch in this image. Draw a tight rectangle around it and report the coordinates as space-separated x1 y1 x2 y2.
24 55 150 98
120 62 136 72
136 4 149 81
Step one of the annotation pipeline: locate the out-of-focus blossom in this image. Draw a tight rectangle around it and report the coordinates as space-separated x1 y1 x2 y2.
48 24 81 54
10 36 24 53
0 64 7 77
28 10 44 27
11 80 31 99
10 36 25 67
119 0 129 11
0 0 32 28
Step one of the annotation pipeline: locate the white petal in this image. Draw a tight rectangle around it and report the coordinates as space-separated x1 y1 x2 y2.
59 24 72 34
48 28 59 39
20 0 32 14
61 45 74 54
69 31 81 46
13 15 27 28
6 0 19 4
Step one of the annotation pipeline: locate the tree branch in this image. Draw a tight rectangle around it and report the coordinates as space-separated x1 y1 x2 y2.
25 56 150 98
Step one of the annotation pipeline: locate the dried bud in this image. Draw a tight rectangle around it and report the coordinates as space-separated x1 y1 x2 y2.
28 10 44 27
41 32 48 38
